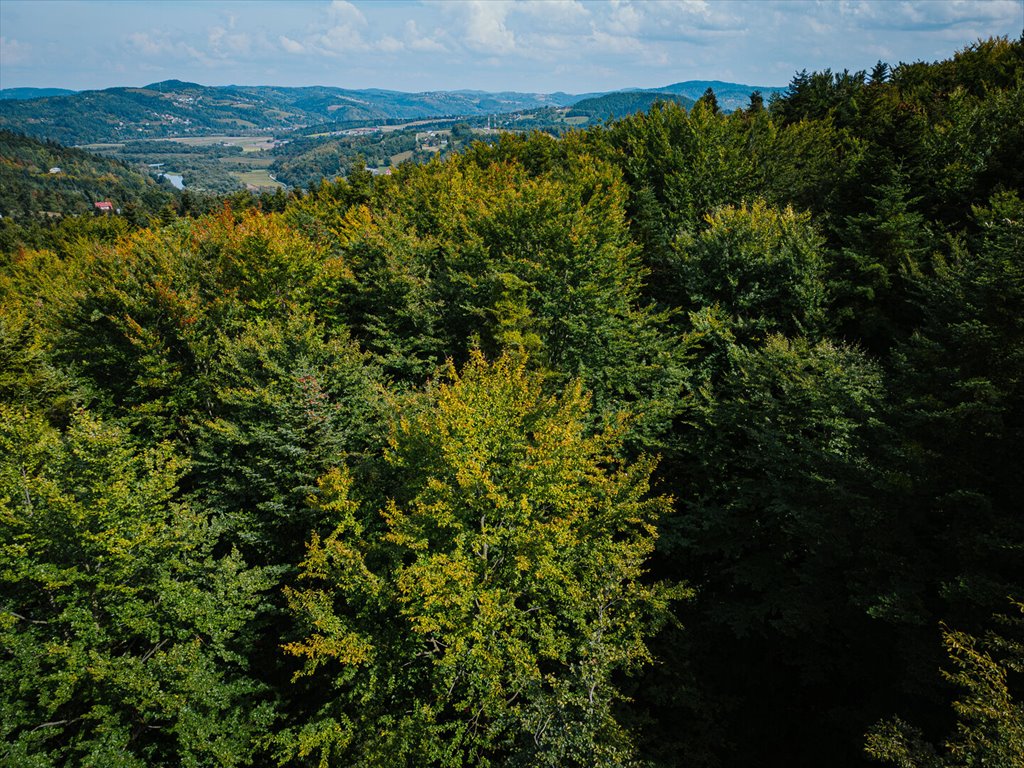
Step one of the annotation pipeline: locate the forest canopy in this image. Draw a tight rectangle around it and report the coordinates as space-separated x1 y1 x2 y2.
1 36 1022 768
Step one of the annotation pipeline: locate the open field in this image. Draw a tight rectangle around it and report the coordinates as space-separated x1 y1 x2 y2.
77 134 285 192
232 169 283 189
218 155 275 169
162 135 278 152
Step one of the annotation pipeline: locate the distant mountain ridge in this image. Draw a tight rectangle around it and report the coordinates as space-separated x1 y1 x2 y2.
569 92 697 121
0 87 78 101
647 80 785 111
0 80 783 145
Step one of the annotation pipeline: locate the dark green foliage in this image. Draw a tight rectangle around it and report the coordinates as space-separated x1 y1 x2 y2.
656 323 894 765
0 407 275 767
595 100 762 306
669 200 828 338
568 92 695 121
194 310 385 566
289 150 685 448
831 167 931 350
884 193 1024 627
0 34 1021 768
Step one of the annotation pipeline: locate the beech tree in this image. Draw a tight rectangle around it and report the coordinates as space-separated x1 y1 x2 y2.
283 353 682 767
669 200 828 339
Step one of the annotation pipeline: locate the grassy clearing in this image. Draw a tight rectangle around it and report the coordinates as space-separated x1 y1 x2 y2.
218 155 275 169
166 135 277 151
232 169 283 188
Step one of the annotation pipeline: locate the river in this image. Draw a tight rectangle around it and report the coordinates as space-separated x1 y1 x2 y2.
160 173 185 190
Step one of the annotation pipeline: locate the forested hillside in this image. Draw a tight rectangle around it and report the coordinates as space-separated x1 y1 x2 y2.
0 81 576 145
1 37 1022 768
0 130 176 219
568 91 696 121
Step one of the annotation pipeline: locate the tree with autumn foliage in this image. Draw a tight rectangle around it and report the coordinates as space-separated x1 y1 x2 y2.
282 353 683 767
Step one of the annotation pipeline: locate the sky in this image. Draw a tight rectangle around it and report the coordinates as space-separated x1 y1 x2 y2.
1 0 1022 93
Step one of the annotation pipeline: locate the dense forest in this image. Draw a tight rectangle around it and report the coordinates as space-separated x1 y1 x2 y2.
1 37 1022 767
566 91 696 121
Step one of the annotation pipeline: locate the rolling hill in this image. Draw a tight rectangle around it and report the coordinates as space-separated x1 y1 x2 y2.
0 80 783 145
568 91 696 121
648 80 786 111
0 81 574 145
0 129 175 218
0 88 78 101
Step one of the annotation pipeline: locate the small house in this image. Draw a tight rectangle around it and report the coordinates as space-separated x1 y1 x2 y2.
94 201 115 215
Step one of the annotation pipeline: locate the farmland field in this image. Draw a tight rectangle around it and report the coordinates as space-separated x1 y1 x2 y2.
233 169 283 189
78 134 282 192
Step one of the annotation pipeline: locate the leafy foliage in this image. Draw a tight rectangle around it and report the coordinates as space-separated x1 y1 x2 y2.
284 353 682 767
0 407 275 767
866 601 1024 768
0 35 1021 768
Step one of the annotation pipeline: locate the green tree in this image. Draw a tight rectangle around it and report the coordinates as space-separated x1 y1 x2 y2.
37 208 326 441
299 152 685 447
194 309 385 568
886 192 1024 630
696 87 719 115
0 307 78 419
669 200 828 339
832 166 930 350
598 100 758 291
0 406 275 767
657 320 891 765
283 353 682 767
866 601 1024 768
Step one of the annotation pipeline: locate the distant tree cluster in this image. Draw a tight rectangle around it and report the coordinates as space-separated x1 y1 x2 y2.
1 36 1022 768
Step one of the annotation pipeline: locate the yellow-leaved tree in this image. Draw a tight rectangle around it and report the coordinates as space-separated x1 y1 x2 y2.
282 352 684 767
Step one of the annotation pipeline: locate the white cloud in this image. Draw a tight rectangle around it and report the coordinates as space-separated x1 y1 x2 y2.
463 0 517 54
308 0 421 56
208 26 252 56
516 0 590 26
314 22 368 54
328 1 367 26
127 32 174 56
279 35 306 54
589 28 642 55
405 21 448 53
377 35 403 53
126 31 218 68
840 0 1021 30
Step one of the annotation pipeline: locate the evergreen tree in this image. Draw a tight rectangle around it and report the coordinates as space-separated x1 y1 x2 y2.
0 407 275 767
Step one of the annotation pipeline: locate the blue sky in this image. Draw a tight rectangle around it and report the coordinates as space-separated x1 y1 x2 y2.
1 1 1021 93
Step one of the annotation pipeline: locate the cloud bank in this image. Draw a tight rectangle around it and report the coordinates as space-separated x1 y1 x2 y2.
1 0 1020 91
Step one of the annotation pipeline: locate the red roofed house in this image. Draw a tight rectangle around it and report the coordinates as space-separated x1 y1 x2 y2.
94 201 115 215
